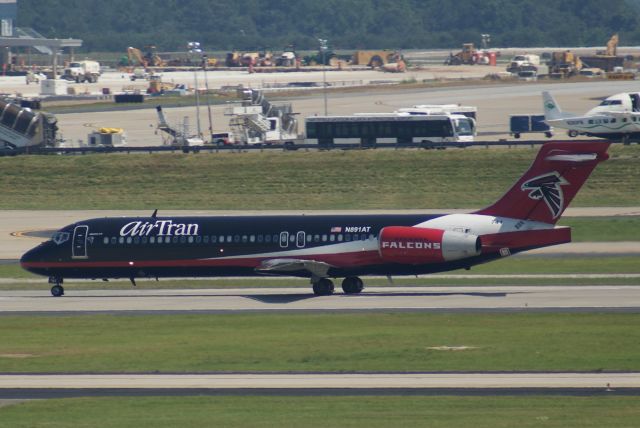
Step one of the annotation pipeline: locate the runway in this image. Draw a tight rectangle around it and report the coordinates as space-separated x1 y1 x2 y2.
1 285 639 313
1 373 639 399
1 373 639 389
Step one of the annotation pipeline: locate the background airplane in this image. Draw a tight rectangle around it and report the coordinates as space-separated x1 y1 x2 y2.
543 91 640 143
21 141 610 297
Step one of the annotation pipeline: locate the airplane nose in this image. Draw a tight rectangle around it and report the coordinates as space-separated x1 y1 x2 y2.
20 244 47 273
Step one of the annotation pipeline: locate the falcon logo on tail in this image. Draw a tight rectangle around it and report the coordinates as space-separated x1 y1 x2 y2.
521 172 569 219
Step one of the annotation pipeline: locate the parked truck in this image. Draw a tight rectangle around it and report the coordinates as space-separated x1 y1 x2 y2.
63 60 101 83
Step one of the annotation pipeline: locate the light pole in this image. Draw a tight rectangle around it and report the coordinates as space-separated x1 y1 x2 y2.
318 38 328 115
202 54 214 142
188 42 202 139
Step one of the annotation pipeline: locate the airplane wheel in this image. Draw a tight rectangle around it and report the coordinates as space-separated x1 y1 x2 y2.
312 278 334 296
51 285 64 297
568 130 579 138
342 277 364 294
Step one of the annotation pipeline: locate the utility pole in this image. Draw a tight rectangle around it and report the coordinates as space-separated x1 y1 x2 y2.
202 54 213 142
318 38 328 115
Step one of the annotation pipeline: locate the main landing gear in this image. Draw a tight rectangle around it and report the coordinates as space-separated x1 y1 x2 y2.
49 276 64 297
311 276 364 296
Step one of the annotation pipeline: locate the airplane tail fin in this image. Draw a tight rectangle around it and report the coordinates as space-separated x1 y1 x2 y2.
542 91 572 120
475 141 610 224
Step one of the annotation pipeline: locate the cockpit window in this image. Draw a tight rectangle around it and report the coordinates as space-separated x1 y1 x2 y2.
52 231 70 245
599 100 622 106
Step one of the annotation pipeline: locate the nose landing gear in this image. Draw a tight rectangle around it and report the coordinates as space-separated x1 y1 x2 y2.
48 277 64 297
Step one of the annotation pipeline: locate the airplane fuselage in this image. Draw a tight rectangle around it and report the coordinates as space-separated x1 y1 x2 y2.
19 213 561 280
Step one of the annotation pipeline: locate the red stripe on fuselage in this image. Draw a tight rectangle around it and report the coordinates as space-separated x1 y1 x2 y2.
20 250 384 270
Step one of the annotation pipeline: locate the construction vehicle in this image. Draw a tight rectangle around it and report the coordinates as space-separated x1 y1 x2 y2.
580 34 624 72
147 75 177 94
445 43 497 66
276 47 297 67
547 50 582 78
381 58 406 73
62 60 101 83
0 98 58 150
127 46 166 68
352 50 401 68
225 51 273 67
225 88 301 147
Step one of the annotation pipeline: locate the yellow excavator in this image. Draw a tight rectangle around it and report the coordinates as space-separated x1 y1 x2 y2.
127 46 166 67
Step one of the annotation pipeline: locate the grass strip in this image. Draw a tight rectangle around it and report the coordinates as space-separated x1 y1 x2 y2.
1 396 639 428
2 145 639 209
0 313 639 373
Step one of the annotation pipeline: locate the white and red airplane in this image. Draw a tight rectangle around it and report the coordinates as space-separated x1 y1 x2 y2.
21 141 610 297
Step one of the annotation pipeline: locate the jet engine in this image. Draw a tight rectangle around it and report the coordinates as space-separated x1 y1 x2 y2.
378 226 481 264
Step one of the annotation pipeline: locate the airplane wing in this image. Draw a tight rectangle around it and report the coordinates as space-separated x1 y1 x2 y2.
256 258 334 278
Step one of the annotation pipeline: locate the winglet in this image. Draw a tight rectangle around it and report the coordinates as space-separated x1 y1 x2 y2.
151 209 158 218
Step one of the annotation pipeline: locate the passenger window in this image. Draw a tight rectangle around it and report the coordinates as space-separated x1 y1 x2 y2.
142 236 148 244
133 237 140 244
111 237 117 245
242 235 248 243
250 235 255 243
257 235 264 243
314 235 320 242
227 235 232 243
329 235 336 242
126 237 132 244
172 236 179 244
337 234 343 242
119 237 124 244
273 234 279 243
188 236 194 243
265 234 271 243
345 234 352 241
322 234 327 242
103 237 109 245
196 236 202 243
150 236 155 244
204 236 210 243
209 236 215 243
180 236 186 243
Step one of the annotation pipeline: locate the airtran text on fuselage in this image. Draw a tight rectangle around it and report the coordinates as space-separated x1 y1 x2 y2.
120 220 199 237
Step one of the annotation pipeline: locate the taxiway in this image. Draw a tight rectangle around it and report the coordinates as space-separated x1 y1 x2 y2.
0 285 638 313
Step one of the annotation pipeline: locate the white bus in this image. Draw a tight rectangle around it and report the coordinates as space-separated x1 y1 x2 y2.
305 113 475 148
396 104 477 120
